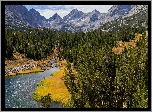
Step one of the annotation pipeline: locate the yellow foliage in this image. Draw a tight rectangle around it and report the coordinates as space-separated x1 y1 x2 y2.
5 73 16 77
79 89 82 93
5 67 44 77
17 67 44 75
33 65 71 105
138 34 142 37
112 47 124 54
112 33 143 55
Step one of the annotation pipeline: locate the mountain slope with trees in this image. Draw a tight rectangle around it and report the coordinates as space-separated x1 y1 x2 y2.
5 4 149 108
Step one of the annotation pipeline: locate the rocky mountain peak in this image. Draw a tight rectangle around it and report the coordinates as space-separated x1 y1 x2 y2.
71 8 79 13
92 9 100 14
5 5 29 19
5 5 147 33
29 8 40 15
123 5 148 18
48 13 62 21
63 9 84 22
107 5 134 17
29 8 35 11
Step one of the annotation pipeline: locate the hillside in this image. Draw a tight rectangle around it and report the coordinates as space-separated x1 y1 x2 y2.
4 4 149 109
5 5 148 32
32 30 148 108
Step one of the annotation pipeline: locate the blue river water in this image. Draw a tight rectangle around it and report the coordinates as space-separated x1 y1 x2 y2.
5 67 62 108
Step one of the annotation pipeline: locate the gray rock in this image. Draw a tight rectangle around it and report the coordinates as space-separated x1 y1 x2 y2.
5 5 148 32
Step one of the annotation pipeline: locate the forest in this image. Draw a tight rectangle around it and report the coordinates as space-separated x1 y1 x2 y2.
5 24 148 108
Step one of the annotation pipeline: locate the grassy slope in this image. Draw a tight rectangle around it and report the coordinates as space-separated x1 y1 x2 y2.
112 33 143 54
32 32 147 107
5 67 44 77
32 60 71 106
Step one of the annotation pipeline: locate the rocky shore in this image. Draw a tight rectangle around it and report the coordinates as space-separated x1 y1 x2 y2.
5 51 59 77
5 64 37 75
5 46 62 77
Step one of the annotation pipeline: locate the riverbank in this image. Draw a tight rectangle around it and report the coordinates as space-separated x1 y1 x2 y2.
5 67 45 77
5 66 60 108
32 59 76 107
5 53 58 77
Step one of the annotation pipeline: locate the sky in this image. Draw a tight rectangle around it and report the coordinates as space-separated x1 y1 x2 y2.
24 5 113 19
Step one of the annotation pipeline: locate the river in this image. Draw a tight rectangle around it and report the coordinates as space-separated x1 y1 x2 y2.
5 63 62 108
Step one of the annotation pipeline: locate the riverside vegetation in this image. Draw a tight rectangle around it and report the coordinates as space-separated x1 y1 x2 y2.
5 23 148 108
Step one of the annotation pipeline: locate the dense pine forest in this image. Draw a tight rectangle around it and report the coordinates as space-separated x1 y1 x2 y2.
5 24 148 108
4 4 150 109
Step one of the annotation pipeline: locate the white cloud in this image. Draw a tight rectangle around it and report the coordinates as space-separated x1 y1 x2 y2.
36 9 70 19
34 5 113 19
63 5 113 13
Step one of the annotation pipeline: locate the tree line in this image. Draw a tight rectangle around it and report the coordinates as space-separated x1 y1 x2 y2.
63 28 148 108
5 24 148 108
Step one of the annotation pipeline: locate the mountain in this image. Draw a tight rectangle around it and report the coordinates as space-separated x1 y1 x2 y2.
123 5 148 18
90 9 101 22
28 8 50 27
5 5 148 32
5 5 50 29
5 5 31 30
61 9 106 32
73 9 106 32
106 5 134 17
75 9 103 25
48 13 65 30
48 13 62 22
99 5 135 25
5 5 29 22
63 9 84 22
99 5 148 32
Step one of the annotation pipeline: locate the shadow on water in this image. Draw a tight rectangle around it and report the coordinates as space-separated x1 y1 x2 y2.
5 63 63 108
51 102 62 108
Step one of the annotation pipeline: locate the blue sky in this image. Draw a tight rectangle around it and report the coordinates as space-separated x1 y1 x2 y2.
24 5 113 19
